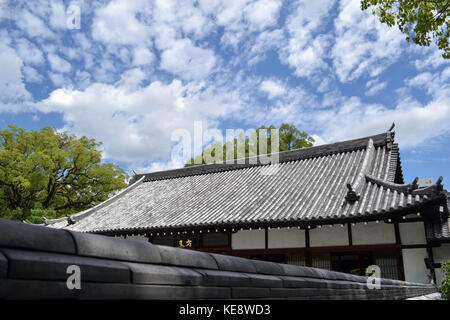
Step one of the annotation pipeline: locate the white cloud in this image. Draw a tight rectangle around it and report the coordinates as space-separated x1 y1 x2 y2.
15 10 54 39
311 89 450 148
365 78 387 96
1 0 449 172
406 67 450 96
14 38 44 66
281 0 336 78
35 78 243 163
23 66 43 83
132 47 154 66
92 0 153 47
0 0 7 21
260 80 286 99
246 29 284 65
332 0 404 82
116 68 146 90
48 72 71 87
47 53 72 73
244 0 281 31
0 45 31 111
48 1 66 30
160 39 216 80
413 47 450 71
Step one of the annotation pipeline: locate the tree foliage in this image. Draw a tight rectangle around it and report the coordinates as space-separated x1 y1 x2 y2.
185 123 314 166
361 0 450 58
440 260 450 299
0 125 128 222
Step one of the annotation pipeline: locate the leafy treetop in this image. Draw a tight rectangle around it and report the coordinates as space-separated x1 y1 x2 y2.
361 0 450 59
185 123 314 167
0 125 128 222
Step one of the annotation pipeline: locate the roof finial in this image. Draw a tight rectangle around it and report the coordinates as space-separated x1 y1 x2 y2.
436 176 443 192
132 170 137 176
411 177 419 190
66 214 76 225
389 122 395 131
345 183 360 203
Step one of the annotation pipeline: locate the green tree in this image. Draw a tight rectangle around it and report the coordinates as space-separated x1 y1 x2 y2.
0 125 128 222
185 123 314 167
361 0 450 58
440 260 450 299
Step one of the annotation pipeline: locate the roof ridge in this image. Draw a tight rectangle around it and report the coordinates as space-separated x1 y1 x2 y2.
366 174 445 196
352 139 375 192
365 174 418 193
142 131 389 182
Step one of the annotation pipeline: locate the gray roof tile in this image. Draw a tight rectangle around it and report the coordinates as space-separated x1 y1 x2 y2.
47 130 446 233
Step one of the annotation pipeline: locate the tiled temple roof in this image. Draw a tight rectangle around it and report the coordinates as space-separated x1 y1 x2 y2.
46 128 447 234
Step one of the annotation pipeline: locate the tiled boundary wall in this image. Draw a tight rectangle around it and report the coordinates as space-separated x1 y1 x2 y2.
0 218 437 300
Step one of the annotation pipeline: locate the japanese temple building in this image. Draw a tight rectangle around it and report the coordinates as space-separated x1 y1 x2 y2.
46 127 450 285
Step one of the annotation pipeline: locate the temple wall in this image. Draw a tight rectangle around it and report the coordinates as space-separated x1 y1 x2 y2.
309 225 348 247
399 222 426 245
268 228 305 249
352 222 395 245
231 229 265 250
433 243 450 286
0 218 437 300
402 248 429 284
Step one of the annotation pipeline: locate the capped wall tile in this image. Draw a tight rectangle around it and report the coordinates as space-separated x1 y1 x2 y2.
123 262 202 286
250 260 284 275
0 279 79 299
0 251 7 278
209 253 257 273
0 218 75 254
194 269 251 287
155 246 218 269
1 248 130 283
69 231 161 264
78 283 231 300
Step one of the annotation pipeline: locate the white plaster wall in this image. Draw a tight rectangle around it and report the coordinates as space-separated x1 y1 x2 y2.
399 222 426 245
126 235 148 242
309 225 348 247
268 228 305 249
402 248 429 284
232 229 265 250
352 222 395 245
433 243 450 286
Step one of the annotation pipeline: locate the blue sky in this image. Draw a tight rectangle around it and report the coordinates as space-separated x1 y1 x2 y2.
0 0 449 187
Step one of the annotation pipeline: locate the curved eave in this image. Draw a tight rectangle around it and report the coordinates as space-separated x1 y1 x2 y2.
44 176 146 228
82 193 446 236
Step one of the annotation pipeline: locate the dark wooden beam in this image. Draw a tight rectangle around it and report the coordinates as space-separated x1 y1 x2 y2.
348 223 353 246
265 228 268 250
394 222 405 281
305 228 312 267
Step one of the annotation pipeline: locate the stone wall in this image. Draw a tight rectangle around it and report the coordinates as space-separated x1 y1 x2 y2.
0 218 437 300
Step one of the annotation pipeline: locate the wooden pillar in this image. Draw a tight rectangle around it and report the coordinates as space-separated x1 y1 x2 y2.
347 223 353 246
265 228 268 250
305 228 312 267
394 222 405 281
426 245 437 284
422 203 441 284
